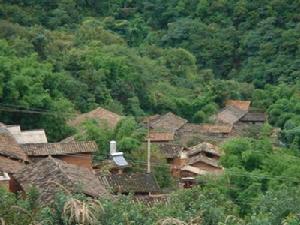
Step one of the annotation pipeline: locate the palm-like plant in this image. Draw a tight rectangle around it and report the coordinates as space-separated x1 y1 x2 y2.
62 198 103 225
157 217 187 225
157 216 203 225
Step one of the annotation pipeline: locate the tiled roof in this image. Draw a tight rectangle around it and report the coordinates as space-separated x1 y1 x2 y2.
240 113 267 122
187 142 221 157
217 105 248 125
21 141 97 156
150 112 187 133
226 100 251 111
188 154 221 168
14 157 109 203
68 107 122 129
0 156 24 174
200 124 233 134
147 132 174 142
0 128 28 161
99 173 160 194
158 143 184 158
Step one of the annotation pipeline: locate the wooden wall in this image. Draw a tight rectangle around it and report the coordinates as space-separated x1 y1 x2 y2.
29 153 93 170
56 153 93 170
191 162 222 174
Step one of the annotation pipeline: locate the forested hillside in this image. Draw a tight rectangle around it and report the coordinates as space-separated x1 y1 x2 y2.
0 0 298 145
0 1 300 224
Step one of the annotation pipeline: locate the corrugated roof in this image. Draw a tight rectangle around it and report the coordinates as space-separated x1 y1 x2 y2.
226 100 251 111
0 128 28 161
68 107 122 129
147 132 174 142
99 173 160 194
21 141 97 156
14 157 109 203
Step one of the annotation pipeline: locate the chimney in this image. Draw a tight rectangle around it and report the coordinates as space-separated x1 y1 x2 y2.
110 140 117 155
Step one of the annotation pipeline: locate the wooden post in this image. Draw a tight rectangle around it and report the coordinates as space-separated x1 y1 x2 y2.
147 118 151 173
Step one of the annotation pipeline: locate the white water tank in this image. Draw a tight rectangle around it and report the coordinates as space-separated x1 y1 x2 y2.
110 140 117 155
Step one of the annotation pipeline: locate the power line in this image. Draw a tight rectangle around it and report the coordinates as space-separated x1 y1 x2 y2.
0 106 76 116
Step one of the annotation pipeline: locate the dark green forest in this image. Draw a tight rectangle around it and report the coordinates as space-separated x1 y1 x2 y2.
0 0 300 224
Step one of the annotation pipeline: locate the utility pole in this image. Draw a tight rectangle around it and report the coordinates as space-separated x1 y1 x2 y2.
147 117 151 173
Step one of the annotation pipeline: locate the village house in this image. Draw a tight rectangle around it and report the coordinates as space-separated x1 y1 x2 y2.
148 112 188 133
217 105 249 125
13 157 109 203
68 107 123 129
144 112 187 144
20 141 98 170
62 107 123 143
217 100 267 137
170 142 223 187
0 128 28 192
217 100 266 126
98 172 160 196
172 100 267 143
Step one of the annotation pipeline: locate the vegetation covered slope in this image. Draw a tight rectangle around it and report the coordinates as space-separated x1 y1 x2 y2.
0 1 300 224
0 0 298 146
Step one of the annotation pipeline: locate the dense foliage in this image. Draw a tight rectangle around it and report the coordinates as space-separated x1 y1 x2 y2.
0 0 298 144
